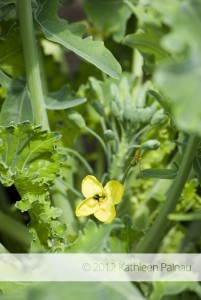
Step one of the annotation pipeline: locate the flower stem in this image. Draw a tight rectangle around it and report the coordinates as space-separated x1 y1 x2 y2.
136 133 200 253
59 179 83 198
85 126 108 157
121 165 132 185
60 148 93 174
16 0 49 129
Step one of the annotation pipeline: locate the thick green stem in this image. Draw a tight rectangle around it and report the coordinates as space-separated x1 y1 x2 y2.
17 0 49 129
16 0 71 225
0 184 9 212
0 210 31 249
137 134 200 253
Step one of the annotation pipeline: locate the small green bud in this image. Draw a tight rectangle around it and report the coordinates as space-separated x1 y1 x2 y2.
123 107 133 122
66 110 86 128
93 100 105 116
104 129 116 141
141 139 160 150
151 109 168 125
111 101 120 118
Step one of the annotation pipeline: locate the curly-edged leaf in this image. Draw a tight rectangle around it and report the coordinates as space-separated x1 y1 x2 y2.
0 121 66 199
35 0 121 79
0 122 65 184
45 85 86 110
66 219 123 253
0 71 33 125
83 0 131 42
28 201 66 251
0 122 67 250
141 167 178 179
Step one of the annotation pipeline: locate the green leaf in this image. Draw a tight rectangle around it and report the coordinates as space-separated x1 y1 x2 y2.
154 0 201 134
35 0 121 79
0 122 67 250
0 71 34 125
0 30 25 77
141 168 178 179
66 219 124 253
0 0 16 6
109 216 142 253
124 28 168 60
147 90 172 114
45 85 86 110
150 281 201 300
0 282 29 300
28 282 146 300
83 0 131 42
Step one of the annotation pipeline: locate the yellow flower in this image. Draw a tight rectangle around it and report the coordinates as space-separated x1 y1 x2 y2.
75 175 124 223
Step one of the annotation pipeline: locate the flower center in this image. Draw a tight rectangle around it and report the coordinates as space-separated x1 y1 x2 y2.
93 194 106 201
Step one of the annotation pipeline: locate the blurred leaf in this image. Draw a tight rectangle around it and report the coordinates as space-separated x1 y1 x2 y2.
0 282 29 300
45 85 86 110
0 0 15 6
109 216 142 253
68 21 88 37
176 178 201 214
150 281 201 300
147 90 172 114
28 282 146 300
1 281 144 300
66 219 124 253
84 0 131 42
0 71 33 125
0 30 25 77
124 28 168 60
141 167 178 179
154 0 201 134
35 0 121 79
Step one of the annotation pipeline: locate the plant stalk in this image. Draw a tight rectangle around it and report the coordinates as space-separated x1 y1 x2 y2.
17 0 49 129
136 133 200 253
16 0 71 225
0 210 31 249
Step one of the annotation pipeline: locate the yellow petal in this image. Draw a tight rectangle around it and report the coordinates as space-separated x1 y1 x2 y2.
104 180 124 205
75 197 99 217
94 201 116 223
81 175 103 198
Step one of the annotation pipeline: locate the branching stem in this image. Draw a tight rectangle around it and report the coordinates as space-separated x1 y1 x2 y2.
137 134 200 252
